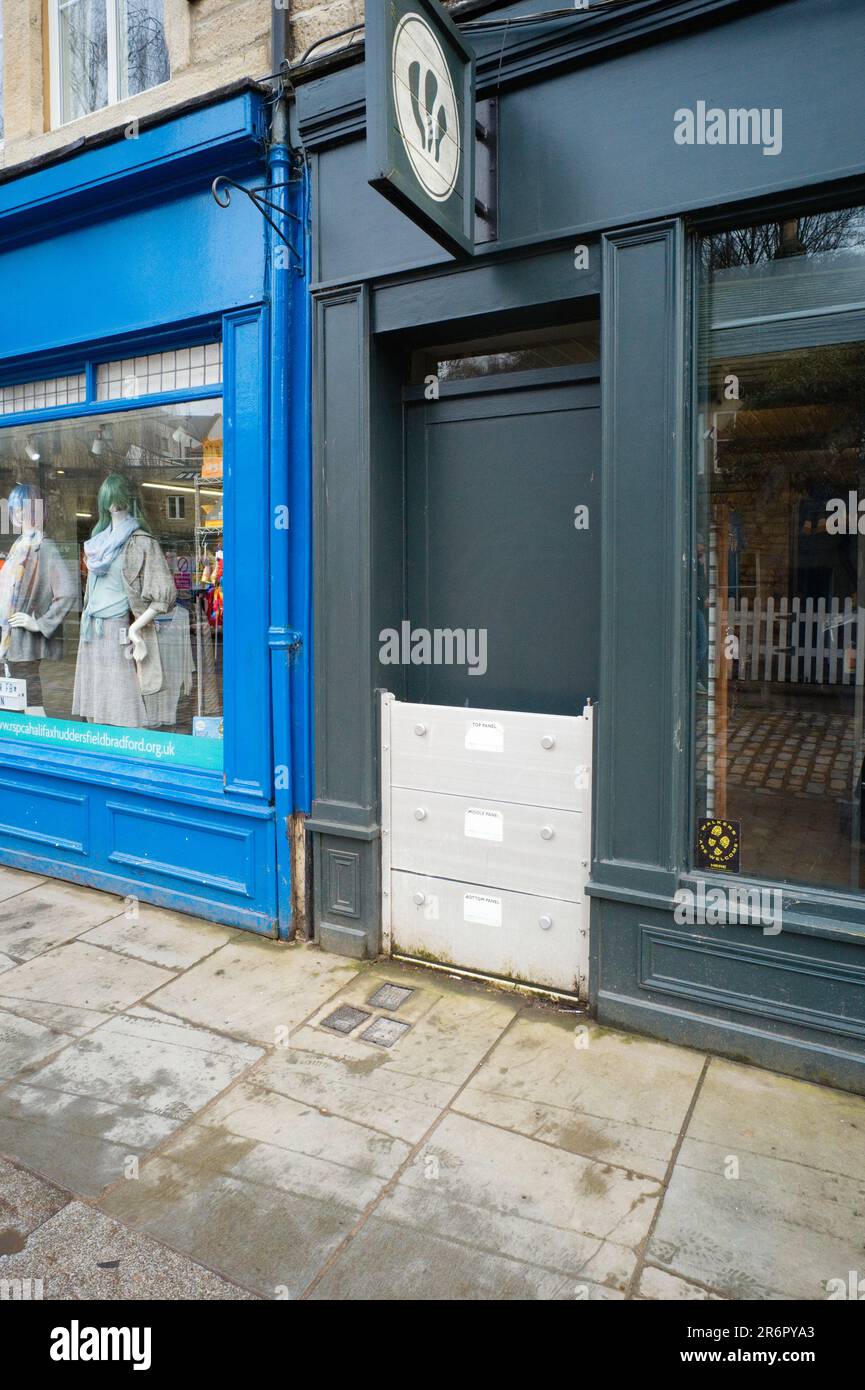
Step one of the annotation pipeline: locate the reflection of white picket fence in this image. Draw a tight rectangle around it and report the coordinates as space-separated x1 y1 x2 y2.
724 596 864 685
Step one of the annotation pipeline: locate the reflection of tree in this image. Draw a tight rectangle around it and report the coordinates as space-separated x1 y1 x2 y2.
65 0 108 118
65 1 168 116
126 2 169 96
704 209 864 271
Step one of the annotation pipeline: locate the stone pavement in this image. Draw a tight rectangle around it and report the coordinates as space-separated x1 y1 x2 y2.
0 865 863 1301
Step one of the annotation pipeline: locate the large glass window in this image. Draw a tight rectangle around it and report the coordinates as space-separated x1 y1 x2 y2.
696 205 865 893
0 399 224 771
52 0 169 126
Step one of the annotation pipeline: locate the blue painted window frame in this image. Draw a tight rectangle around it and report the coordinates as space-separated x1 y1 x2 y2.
0 305 273 808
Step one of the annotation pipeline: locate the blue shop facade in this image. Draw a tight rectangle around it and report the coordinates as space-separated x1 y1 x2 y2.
0 83 312 938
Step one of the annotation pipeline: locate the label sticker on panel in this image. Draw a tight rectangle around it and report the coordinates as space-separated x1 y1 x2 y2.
464 893 502 927
465 720 503 753
464 807 503 841
0 679 27 712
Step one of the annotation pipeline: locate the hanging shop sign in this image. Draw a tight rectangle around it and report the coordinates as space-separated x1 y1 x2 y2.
366 0 476 256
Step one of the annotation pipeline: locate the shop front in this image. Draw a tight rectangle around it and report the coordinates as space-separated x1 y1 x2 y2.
299 0 865 1092
0 84 311 937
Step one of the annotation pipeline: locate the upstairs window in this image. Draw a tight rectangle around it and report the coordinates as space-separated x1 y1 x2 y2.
49 0 170 127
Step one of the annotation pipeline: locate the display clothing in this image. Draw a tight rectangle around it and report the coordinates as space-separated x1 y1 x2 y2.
143 606 194 727
0 532 77 663
72 616 148 727
73 526 176 726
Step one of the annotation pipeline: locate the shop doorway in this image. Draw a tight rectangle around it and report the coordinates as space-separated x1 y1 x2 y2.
383 355 601 995
404 364 600 713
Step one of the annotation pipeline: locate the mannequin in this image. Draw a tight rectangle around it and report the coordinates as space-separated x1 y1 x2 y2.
0 483 76 712
72 474 176 728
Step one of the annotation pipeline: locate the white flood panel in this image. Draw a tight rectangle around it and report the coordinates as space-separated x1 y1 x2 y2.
390 786 587 901
391 870 587 995
381 694 593 997
390 700 591 810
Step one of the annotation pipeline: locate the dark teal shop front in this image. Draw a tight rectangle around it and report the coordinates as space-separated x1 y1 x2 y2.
0 85 312 938
299 0 865 1093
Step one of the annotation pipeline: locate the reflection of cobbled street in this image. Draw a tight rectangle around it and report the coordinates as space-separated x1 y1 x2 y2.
696 704 863 799
696 700 865 889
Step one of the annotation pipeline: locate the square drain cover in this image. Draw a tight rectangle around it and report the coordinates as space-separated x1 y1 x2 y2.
361 1017 411 1048
320 1005 371 1035
368 983 415 1012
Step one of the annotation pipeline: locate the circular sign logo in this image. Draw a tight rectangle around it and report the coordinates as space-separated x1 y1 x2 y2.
698 819 740 871
392 13 460 203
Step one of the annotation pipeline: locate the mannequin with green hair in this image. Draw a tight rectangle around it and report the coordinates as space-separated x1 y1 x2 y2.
91 472 153 540
73 472 176 727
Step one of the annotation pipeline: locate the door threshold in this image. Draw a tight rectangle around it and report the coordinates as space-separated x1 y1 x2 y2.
391 952 586 1006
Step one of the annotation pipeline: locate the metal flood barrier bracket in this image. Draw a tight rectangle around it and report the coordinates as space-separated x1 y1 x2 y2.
380 692 594 998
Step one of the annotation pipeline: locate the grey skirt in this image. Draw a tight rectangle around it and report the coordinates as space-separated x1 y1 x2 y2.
72 616 148 728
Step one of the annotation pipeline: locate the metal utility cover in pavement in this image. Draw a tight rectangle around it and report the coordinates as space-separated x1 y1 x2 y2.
320 1005 372 1034
361 1017 412 1048
368 983 415 1011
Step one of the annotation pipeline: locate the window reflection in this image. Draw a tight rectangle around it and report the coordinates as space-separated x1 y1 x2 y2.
697 207 865 891
0 400 223 767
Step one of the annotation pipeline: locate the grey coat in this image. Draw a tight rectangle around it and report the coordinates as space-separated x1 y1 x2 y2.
3 537 78 663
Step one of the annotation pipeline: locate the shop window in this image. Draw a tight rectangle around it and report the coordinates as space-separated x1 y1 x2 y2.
50 0 170 128
695 204 865 893
411 321 600 384
0 399 224 771
96 343 223 401
0 374 87 416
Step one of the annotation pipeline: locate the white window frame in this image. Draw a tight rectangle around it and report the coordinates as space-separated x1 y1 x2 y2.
48 0 169 130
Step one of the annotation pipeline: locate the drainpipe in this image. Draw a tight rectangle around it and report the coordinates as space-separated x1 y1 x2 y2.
268 11 297 941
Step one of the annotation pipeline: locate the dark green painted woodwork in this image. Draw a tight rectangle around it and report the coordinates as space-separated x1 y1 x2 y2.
405 371 600 713
307 0 865 1091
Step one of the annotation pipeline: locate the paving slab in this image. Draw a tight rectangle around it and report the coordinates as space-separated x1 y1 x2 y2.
0 1155 69 1255
685 1057 865 1181
102 1149 372 1299
0 940 174 1013
0 867 47 902
81 907 234 971
0 1201 256 1299
0 1003 95 1083
252 1045 447 1146
307 1212 623 1300
638 1265 723 1300
647 1139 865 1299
0 1080 182 1198
290 966 519 1098
314 1110 659 1301
0 995 112 1037
0 1010 262 1197
0 881 126 963
454 1013 705 1179
101 1069 415 1296
142 936 360 1045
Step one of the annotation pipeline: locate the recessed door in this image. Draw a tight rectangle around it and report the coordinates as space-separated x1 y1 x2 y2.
404 368 600 713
